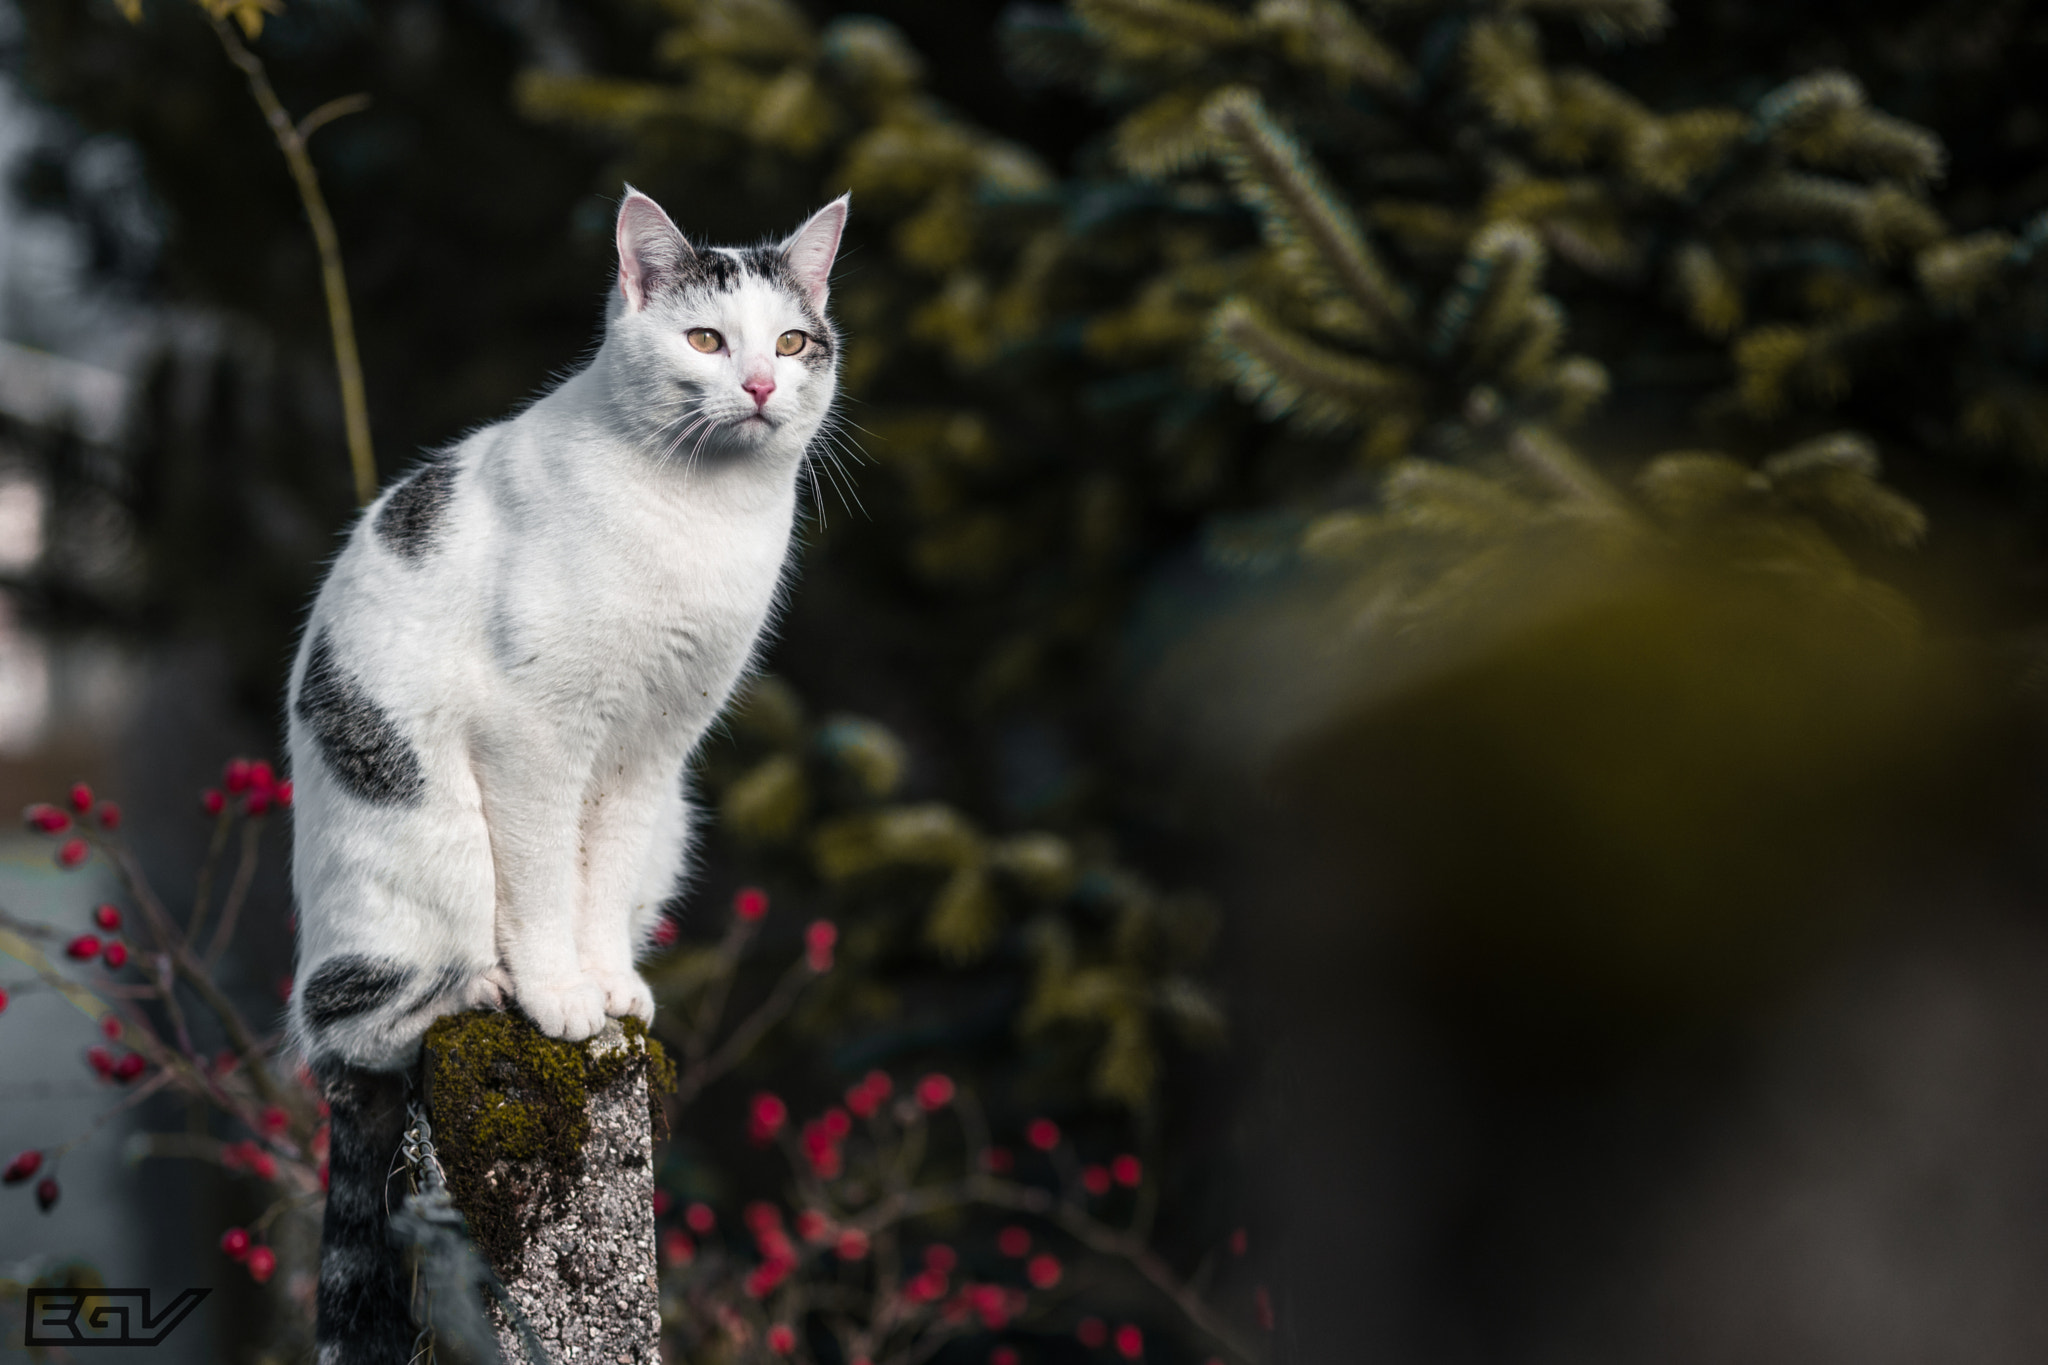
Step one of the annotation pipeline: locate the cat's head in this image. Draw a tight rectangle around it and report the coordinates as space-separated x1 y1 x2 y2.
604 187 848 467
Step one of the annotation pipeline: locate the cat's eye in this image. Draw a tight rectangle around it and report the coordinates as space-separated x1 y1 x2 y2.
687 328 724 354
776 330 808 357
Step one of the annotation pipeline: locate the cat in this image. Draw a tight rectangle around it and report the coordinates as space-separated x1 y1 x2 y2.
287 187 847 1364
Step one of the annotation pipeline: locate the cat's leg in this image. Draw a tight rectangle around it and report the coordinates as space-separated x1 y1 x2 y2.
288 785 501 1069
473 728 611 1042
571 767 687 1023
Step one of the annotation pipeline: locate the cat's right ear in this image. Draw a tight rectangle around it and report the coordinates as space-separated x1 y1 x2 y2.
616 187 694 314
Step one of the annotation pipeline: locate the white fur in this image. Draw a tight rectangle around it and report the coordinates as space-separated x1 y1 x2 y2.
286 189 848 1069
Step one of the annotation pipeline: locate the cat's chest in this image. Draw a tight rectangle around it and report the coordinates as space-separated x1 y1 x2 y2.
493 497 789 701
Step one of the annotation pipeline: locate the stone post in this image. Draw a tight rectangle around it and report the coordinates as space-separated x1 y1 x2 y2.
422 1011 673 1365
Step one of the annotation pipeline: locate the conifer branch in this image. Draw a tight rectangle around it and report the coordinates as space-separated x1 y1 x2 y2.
1204 87 1413 350
1209 296 1417 432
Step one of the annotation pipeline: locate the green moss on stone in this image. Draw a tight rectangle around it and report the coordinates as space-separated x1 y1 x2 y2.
423 1011 672 1275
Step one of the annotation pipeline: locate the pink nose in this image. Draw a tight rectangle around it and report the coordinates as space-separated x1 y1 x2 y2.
742 375 776 408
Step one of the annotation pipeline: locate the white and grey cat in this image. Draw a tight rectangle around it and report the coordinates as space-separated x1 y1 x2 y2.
288 187 846 1364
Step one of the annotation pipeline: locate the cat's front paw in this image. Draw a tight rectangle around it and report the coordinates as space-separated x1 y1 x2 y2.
518 978 609 1042
593 970 655 1026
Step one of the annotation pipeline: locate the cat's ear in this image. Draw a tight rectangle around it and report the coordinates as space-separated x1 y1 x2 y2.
616 186 694 314
780 194 849 311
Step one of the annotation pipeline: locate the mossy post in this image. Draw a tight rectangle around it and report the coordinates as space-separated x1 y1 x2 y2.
423 1011 676 1365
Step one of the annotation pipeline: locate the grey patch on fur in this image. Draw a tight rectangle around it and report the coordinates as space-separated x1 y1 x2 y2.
295 630 428 805
303 955 414 1031
374 455 458 560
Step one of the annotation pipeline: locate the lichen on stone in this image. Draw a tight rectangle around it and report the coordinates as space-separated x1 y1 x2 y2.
423 1010 673 1276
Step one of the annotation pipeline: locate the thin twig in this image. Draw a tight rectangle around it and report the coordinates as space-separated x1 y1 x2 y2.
205 816 266 966
296 92 372 142
977 1176 1263 1364
685 916 759 1066
673 956 816 1107
51 1069 177 1159
185 807 236 945
98 840 291 1111
208 18 377 505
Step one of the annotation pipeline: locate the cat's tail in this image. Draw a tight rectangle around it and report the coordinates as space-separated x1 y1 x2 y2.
313 1061 417 1365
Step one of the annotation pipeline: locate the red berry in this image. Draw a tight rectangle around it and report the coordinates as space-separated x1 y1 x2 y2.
202 789 225 816
660 1229 694 1266
96 801 121 830
245 790 271 817
248 761 274 793
796 1208 832 1242
86 1047 114 1077
93 904 120 931
652 1188 671 1218
275 780 293 809
846 1077 882 1119
112 1053 146 1082
3 1150 42 1183
748 1092 787 1143
805 918 837 971
744 1260 791 1298
65 934 101 961
0 987 9 1014
102 942 128 970
55 838 88 870
260 1106 289 1136
767 1324 796 1355
25 803 69 833
998 1226 1031 1257
100 1015 121 1039
223 759 251 793
220 1227 251 1260
651 918 679 948
969 1284 1010 1329
992 1349 1020 1365
1082 1165 1111 1197
250 1150 277 1180
67 783 93 814
915 1073 955 1111
734 886 768 921
1026 1254 1062 1289
835 1227 870 1260
1111 1154 1142 1187
924 1244 957 1275
821 1106 852 1140
983 1146 1014 1173
35 1176 59 1212
685 1201 716 1234
1077 1318 1108 1349
1114 1324 1143 1359
1026 1119 1060 1151
245 1246 276 1283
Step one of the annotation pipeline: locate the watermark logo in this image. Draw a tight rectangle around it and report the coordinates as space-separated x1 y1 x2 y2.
24 1288 209 1347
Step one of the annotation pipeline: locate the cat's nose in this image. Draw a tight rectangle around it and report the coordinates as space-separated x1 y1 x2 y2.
742 375 776 408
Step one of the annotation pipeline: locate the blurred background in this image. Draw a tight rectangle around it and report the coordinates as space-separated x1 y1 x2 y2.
3 0 2048 1362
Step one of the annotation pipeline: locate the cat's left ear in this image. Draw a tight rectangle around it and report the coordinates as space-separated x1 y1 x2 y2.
780 194 850 311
